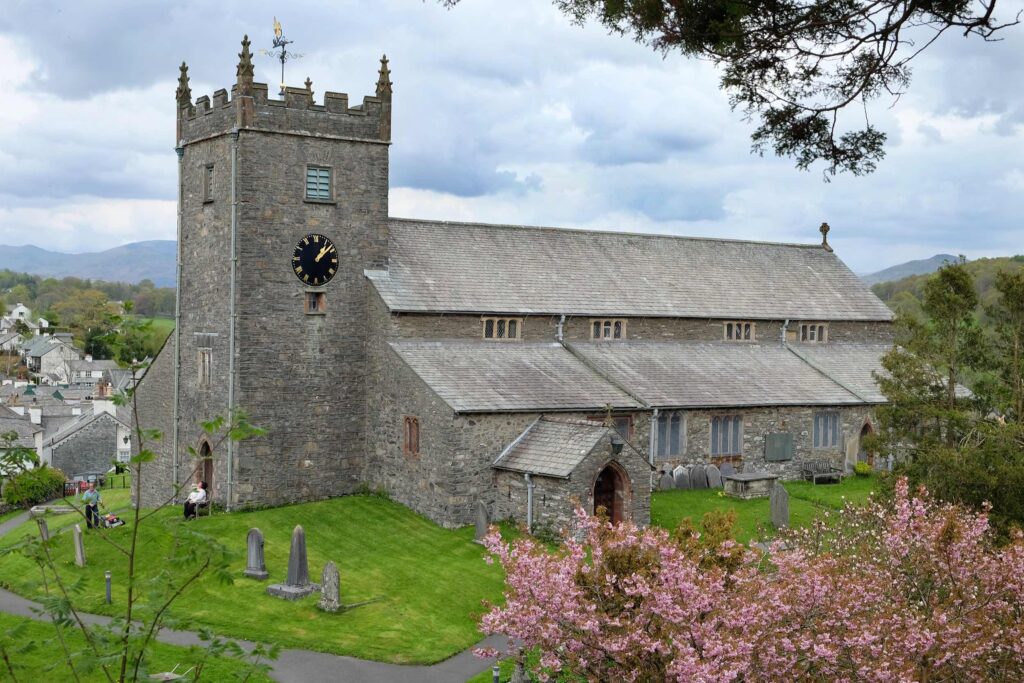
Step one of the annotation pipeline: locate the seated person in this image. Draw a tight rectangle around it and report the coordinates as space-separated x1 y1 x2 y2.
183 481 208 520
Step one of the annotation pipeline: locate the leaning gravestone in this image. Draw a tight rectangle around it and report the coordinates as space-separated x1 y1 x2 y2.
770 483 790 529
37 518 49 542
474 501 490 544
659 471 674 491
705 464 723 489
73 524 86 567
318 561 341 613
672 466 687 489
243 528 269 580
267 525 319 600
719 462 736 478
689 465 709 489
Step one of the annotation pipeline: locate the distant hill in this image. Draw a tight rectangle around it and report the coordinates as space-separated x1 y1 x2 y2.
0 240 176 286
861 254 960 285
871 255 1024 320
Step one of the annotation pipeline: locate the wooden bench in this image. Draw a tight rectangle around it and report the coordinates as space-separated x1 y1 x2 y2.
801 460 845 485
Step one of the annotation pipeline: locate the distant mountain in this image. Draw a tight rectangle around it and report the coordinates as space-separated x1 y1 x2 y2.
0 240 176 287
861 254 960 285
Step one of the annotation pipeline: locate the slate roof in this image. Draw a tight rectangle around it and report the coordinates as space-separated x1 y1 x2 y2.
572 341 870 408
0 406 41 448
493 418 612 478
389 341 643 412
45 410 129 448
367 219 894 320
788 344 890 403
70 359 120 373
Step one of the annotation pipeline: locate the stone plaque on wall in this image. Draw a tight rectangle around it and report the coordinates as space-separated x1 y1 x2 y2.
765 433 794 462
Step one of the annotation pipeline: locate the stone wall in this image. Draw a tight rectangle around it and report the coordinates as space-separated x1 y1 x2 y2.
51 414 119 478
652 405 877 479
385 311 893 345
135 340 176 506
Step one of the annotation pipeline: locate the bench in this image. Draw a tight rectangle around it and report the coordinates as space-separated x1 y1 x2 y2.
801 460 845 485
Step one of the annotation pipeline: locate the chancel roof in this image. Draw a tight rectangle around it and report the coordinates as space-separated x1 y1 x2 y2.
367 219 894 320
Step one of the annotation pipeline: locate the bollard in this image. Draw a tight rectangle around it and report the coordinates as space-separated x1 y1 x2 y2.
492 664 500 683
105 571 112 604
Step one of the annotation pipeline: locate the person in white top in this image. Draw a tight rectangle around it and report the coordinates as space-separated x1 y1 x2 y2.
184 481 208 520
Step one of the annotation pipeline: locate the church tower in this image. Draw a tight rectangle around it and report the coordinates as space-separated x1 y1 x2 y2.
140 36 392 509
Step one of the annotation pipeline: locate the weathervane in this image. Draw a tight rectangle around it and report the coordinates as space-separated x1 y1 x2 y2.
259 17 303 96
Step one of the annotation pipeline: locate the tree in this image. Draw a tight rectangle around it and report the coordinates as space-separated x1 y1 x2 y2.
479 483 1024 682
0 351 275 682
51 289 120 357
989 269 1024 421
443 0 1019 176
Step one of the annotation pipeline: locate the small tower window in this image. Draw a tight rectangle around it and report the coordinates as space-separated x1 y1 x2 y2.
203 164 214 203
305 165 332 200
403 416 420 457
197 348 212 389
305 291 326 315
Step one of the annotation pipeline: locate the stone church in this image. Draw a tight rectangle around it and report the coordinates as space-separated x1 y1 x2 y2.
135 37 894 532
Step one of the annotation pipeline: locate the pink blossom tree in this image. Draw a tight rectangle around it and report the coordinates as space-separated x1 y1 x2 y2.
479 479 1024 682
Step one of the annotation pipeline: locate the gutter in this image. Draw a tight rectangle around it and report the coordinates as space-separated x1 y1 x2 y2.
226 128 239 511
171 145 184 499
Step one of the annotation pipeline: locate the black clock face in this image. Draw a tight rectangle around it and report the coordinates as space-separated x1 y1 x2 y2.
292 233 338 286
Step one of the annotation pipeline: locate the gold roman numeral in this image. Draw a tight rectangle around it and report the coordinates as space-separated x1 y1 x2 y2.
328 268 335 275
313 235 319 243
295 265 302 274
331 258 338 264
303 237 309 245
303 274 309 282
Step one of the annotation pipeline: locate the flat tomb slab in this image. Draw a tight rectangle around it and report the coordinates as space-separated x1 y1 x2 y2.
723 473 778 499
266 583 320 600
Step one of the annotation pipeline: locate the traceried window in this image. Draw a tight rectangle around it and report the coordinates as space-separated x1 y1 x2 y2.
403 416 420 457
711 414 743 456
591 318 626 340
197 348 212 389
801 323 828 343
482 317 522 340
203 164 214 203
813 412 840 448
656 411 685 459
724 321 755 341
305 165 332 200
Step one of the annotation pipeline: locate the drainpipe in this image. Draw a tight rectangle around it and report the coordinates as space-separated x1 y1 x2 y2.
781 319 789 345
556 314 565 342
226 128 239 511
648 408 659 466
171 145 184 499
524 473 534 533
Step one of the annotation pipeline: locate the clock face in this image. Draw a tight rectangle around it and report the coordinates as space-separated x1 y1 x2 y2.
291 233 338 286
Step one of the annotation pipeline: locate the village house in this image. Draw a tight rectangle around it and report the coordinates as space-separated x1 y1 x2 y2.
134 38 893 533
22 336 82 385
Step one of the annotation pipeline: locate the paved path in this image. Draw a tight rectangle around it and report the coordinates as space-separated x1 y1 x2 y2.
0 510 505 682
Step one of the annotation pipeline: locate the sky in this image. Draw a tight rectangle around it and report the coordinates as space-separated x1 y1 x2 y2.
0 0 1021 274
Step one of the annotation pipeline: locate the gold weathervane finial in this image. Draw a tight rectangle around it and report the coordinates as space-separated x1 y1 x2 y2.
273 17 283 39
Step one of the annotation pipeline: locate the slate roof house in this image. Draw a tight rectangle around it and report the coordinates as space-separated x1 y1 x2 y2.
134 39 894 533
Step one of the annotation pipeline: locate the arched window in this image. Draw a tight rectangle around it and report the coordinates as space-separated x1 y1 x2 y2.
403 416 420 457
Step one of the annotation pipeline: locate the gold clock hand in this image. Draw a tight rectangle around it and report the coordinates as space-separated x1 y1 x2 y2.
315 245 330 262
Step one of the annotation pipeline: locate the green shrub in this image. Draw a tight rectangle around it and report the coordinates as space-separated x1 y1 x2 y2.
2 466 66 507
853 461 872 477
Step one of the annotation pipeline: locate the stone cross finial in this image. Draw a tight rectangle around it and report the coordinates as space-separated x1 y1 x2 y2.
819 222 833 252
176 62 192 108
376 54 392 97
237 34 255 95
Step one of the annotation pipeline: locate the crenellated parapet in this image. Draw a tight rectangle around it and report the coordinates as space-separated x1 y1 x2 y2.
175 36 392 147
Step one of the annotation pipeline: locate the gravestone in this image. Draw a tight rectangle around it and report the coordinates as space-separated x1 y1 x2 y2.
689 465 708 489
705 464 723 489
474 501 490 544
266 525 319 600
73 524 86 567
672 466 688 489
243 528 269 580
37 518 49 542
719 462 736 478
770 483 790 529
658 472 674 491
318 561 341 613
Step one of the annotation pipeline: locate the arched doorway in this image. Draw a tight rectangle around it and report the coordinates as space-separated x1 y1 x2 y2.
199 441 214 499
593 463 629 524
857 422 874 466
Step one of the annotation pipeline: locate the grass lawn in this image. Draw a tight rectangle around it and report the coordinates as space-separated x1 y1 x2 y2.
0 494 504 665
651 475 879 544
0 612 274 683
